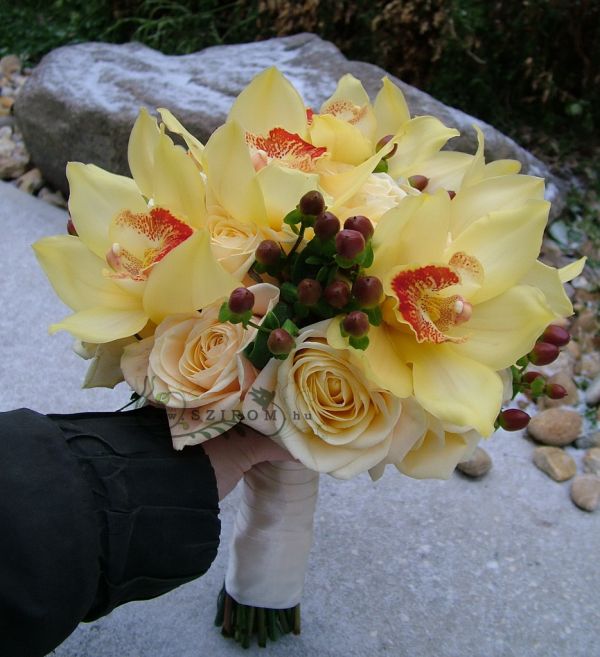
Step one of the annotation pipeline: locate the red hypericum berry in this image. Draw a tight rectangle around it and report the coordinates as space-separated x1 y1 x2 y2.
541 324 570 347
324 280 351 309
335 229 365 260
297 278 322 306
522 371 545 385
344 215 374 240
228 287 255 314
343 311 370 337
545 383 567 400
528 342 560 366
299 190 325 216
352 276 383 308
267 328 295 356
375 134 398 159
67 218 78 236
498 409 531 431
447 190 456 200
255 239 281 266
314 211 340 240
408 175 429 191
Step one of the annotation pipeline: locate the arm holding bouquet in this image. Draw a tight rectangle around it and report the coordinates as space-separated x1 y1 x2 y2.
26 68 584 649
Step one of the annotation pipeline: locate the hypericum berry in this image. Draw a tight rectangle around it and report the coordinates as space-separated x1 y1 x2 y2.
498 409 531 431
228 287 255 314
324 280 351 309
299 190 325 216
447 190 456 200
67 218 78 236
352 276 383 308
375 134 398 159
335 229 365 260
255 239 281 266
297 278 322 306
344 215 374 240
545 383 567 400
541 324 570 347
528 342 560 366
408 175 429 191
267 328 295 355
314 211 340 240
522 371 545 385
342 311 370 337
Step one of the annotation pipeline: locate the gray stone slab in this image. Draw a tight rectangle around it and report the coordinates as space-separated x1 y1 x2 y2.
0 181 130 412
2 182 597 656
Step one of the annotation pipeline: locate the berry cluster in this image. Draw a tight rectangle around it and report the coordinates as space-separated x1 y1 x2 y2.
496 324 571 431
219 190 385 366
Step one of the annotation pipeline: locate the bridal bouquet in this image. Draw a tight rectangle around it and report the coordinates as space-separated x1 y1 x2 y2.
34 68 583 646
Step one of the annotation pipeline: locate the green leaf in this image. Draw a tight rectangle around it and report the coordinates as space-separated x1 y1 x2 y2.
243 310 281 369
218 301 232 322
313 298 335 319
282 318 300 336
293 302 310 320
229 309 252 325
349 335 370 350
373 159 388 173
305 255 326 265
334 254 355 269
283 208 303 226
364 305 382 326
360 241 374 269
280 282 298 304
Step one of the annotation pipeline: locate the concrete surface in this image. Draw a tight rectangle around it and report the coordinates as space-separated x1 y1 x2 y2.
1 183 599 657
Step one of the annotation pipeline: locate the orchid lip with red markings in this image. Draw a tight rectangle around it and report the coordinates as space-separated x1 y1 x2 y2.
106 207 193 281
245 127 326 172
321 99 368 125
390 261 477 344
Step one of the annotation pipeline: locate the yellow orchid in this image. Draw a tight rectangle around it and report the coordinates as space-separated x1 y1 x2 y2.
33 109 237 344
329 174 582 437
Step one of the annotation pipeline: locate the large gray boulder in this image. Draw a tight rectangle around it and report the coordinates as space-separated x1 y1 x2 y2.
15 33 565 215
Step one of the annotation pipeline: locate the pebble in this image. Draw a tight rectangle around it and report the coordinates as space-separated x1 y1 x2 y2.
541 371 579 408
572 309 597 335
37 187 67 208
532 446 576 481
582 448 600 476
16 167 43 195
0 54 21 77
575 352 600 378
575 432 600 450
456 447 492 478
0 126 29 178
570 474 600 512
527 408 582 446
584 373 600 406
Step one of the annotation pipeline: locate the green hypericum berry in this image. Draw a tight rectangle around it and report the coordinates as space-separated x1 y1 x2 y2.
228 287 255 314
299 190 326 216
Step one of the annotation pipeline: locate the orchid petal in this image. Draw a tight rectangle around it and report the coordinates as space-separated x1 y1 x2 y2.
67 162 147 259
158 107 204 163
310 113 372 165
50 307 148 343
320 74 377 140
373 77 410 140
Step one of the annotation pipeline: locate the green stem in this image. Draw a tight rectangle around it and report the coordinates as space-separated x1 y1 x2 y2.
285 223 306 266
246 320 271 334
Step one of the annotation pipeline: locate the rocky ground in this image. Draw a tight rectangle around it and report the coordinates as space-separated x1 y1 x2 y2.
2 49 600 513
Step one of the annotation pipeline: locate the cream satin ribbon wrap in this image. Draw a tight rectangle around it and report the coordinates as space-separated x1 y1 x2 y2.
225 460 319 609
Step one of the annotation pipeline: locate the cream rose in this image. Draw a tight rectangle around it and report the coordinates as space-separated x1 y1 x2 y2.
333 172 407 225
121 283 279 448
242 320 406 479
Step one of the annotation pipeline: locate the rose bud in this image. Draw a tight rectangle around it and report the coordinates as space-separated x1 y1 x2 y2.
545 383 567 400
522 371 545 385
67 218 78 236
297 278 322 306
352 276 383 308
408 175 429 191
343 311 370 337
299 190 325 216
375 134 398 159
498 409 531 431
528 342 560 366
228 287 255 314
255 239 281 266
344 215 374 240
447 190 456 200
314 211 340 240
541 324 570 347
324 280 351 309
267 328 295 355
335 229 365 260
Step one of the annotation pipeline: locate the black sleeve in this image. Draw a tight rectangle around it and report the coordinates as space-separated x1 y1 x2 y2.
0 406 220 657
